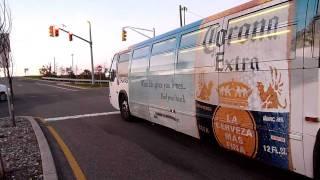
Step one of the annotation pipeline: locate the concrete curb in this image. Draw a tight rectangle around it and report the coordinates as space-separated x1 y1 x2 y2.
26 116 58 180
57 83 90 90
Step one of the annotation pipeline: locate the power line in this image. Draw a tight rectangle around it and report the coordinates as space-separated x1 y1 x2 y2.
187 10 204 19
179 5 204 27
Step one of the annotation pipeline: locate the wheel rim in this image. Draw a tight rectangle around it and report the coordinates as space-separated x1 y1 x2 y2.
121 100 129 119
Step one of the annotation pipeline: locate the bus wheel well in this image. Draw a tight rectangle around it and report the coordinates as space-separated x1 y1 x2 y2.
314 129 320 179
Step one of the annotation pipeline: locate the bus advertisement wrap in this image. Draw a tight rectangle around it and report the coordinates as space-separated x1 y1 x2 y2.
110 0 320 178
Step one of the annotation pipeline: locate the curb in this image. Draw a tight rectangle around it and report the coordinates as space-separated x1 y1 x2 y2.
25 116 58 180
57 83 90 90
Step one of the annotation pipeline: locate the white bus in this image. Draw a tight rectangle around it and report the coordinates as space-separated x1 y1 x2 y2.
109 0 320 178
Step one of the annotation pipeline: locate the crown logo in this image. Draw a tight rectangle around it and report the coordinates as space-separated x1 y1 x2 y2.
217 80 252 108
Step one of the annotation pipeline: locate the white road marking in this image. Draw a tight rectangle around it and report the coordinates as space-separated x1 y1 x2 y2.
45 111 120 122
36 83 78 92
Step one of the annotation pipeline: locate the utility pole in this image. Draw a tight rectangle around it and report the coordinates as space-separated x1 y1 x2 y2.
179 5 182 27
179 5 187 27
88 21 95 85
183 7 187 26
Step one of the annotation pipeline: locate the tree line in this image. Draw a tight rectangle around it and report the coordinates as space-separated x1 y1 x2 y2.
39 64 109 80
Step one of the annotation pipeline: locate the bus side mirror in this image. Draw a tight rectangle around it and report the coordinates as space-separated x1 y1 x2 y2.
105 71 110 79
109 70 116 81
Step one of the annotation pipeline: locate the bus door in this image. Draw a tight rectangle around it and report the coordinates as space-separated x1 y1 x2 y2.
301 0 320 177
109 54 119 110
177 19 224 139
148 37 178 130
129 46 151 121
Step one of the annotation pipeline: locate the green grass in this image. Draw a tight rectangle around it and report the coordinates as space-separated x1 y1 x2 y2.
24 76 42 80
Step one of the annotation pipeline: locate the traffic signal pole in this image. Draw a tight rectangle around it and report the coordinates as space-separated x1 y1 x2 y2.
122 26 155 41
54 24 95 85
58 28 90 43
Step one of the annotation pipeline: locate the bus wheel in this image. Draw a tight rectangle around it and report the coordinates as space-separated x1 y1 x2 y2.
120 95 131 121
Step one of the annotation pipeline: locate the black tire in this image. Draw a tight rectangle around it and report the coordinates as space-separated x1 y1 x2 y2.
0 92 6 102
119 94 132 121
314 130 320 180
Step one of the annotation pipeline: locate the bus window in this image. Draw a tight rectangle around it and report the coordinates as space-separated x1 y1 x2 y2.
313 2 320 59
109 54 118 82
180 27 209 49
313 17 320 59
119 52 130 62
118 52 130 77
178 25 219 69
151 38 176 55
150 38 176 72
132 46 149 59
223 2 294 71
131 46 150 73
178 46 202 69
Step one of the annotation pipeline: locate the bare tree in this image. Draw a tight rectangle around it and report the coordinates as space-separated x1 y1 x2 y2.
0 0 15 126
39 64 52 76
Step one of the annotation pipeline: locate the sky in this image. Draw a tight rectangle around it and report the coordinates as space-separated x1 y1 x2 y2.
7 0 250 76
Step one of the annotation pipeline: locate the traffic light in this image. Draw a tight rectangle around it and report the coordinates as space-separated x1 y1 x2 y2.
49 26 54 37
54 28 59 37
69 33 73 41
122 29 127 41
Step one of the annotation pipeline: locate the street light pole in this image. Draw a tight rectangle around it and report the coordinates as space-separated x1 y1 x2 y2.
88 21 95 85
53 56 56 73
71 53 74 72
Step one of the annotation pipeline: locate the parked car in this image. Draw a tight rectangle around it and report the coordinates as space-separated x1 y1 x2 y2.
0 84 7 101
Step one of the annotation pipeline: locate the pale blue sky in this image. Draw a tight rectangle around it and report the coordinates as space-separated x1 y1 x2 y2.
8 0 249 75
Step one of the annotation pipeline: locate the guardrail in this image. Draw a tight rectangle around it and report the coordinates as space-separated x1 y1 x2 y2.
42 77 109 83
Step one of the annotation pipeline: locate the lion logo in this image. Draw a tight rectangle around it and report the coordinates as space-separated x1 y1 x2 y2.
197 73 214 101
257 67 287 109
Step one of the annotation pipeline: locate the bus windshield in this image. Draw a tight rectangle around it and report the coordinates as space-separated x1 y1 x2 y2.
109 54 118 82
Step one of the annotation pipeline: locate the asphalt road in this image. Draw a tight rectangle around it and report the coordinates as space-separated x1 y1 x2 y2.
0 78 113 118
0 78 309 179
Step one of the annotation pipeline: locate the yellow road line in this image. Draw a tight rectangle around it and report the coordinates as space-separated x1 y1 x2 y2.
47 126 86 180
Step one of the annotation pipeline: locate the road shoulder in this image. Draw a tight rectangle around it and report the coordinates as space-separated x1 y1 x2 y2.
35 117 77 180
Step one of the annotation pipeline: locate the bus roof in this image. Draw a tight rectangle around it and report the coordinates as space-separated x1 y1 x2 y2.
121 0 272 52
